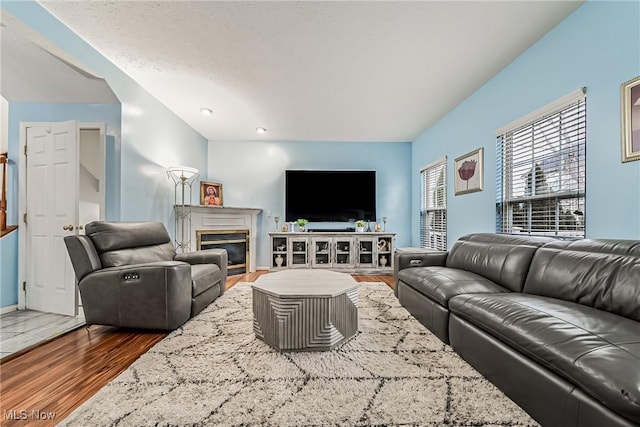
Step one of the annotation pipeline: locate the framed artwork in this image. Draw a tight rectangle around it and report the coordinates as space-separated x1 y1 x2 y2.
621 75 640 163
454 147 483 195
200 181 223 206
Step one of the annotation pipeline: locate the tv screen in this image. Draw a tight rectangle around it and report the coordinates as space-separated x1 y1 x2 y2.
285 170 377 222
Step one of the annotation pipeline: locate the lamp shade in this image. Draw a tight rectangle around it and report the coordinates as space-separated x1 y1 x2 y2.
166 166 199 184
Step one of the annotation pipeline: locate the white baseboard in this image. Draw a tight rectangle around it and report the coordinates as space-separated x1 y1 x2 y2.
0 304 18 314
256 266 270 271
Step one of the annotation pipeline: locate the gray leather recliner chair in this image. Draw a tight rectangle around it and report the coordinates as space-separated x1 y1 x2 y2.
64 221 227 330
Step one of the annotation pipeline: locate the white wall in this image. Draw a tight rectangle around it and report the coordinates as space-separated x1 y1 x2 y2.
1 96 8 153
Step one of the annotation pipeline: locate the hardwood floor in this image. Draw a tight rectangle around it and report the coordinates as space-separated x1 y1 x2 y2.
0 272 394 426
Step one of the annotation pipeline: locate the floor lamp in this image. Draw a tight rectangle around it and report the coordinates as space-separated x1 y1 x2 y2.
166 166 199 253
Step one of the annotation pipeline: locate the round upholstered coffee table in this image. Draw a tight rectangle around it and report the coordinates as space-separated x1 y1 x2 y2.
252 270 358 351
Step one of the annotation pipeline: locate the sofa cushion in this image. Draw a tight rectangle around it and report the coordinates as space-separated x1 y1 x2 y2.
397 266 508 307
524 239 640 321
191 264 221 297
446 233 554 292
449 293 640 424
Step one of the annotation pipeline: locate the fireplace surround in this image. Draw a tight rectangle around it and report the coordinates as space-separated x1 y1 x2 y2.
174 205 262 272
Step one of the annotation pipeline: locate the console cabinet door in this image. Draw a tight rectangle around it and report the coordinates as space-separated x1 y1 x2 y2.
311 237 332 268
333 237 353 268
377 236 393 268
356 237 377 268
289 238 309 268
271 236 288 269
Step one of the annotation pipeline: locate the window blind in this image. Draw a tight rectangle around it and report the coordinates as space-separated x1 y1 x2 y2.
496 92 586 238
420 157 447 250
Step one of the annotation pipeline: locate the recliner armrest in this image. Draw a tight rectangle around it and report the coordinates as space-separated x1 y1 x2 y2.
64 235 102 282
78 261 192 330
393 250 448 296
174 249 228 294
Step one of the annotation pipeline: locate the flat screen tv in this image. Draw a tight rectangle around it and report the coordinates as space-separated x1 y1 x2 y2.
285 170 376 222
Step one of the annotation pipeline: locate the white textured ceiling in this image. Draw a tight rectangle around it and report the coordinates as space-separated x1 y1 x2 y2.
40 1 582 142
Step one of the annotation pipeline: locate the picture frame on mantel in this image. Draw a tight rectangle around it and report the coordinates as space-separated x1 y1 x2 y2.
454 147 483 195
621 75 640 163
200 181 223 206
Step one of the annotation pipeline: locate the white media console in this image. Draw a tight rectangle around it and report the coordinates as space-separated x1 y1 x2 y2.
269 231 395 274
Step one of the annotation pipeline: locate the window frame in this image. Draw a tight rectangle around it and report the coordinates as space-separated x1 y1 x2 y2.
495 88 586 239
420 157 447 250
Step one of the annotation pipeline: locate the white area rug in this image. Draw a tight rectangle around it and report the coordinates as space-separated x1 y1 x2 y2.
60 282 538 426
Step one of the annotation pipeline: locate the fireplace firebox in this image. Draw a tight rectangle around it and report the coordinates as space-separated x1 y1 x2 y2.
196 229 249 275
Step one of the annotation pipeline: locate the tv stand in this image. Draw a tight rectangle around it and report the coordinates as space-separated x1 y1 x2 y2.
308 227 355 232
269 231 395 274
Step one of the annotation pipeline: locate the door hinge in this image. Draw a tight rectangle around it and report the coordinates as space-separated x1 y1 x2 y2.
23 212 27 224
23 281 26 291
24 144 27 156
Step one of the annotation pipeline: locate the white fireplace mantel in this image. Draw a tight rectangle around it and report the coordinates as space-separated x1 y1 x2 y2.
175 205 262 272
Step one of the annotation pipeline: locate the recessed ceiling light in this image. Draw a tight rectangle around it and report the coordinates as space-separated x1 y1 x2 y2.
256 127 267 134
200 108 213 116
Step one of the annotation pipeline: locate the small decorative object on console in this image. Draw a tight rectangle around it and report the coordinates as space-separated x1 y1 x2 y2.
275 254 284 267
355 220 366 233
296 218 309 232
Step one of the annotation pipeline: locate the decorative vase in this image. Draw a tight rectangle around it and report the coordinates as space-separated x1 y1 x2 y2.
299 225 305 232
275 254 284 267
356 226 364 233
374 223 382 232
380 255 388 267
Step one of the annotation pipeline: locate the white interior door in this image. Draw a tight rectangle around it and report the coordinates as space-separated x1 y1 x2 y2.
25 120 79 315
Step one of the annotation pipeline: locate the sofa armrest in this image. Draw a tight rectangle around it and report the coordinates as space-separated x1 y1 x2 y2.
175 249 228 294
393 250 448 296
78 261 192 330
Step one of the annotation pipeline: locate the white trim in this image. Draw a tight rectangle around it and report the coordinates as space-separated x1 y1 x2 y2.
419 156 447 172
495 87 586 135
18 123 27 310
0 304 18 314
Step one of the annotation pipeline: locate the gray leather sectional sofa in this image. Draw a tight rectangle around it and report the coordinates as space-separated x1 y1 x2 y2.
65 221 227 330
394 233 640 427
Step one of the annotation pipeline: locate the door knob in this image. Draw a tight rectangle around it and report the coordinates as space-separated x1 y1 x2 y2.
76 225 84 231
62 224 73 231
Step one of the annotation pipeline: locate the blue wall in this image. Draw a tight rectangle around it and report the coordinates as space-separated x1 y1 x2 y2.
1 1 209 222
0 231 19 308
0 2 209 307
208 140 412 267
411 1 640 247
